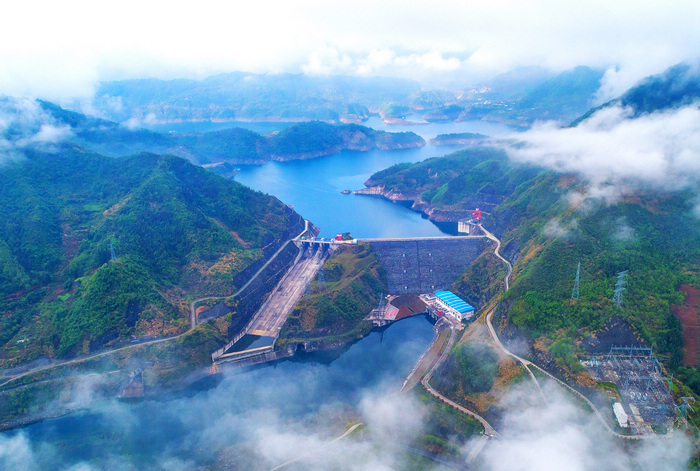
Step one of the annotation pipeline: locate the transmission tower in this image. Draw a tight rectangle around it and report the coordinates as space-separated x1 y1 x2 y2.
316 267 327 293
110 242 117 261
613 270 628 308
677 397 695 419
571 261 580 301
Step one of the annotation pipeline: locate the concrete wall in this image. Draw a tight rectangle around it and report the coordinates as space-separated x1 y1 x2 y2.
370 239 483 294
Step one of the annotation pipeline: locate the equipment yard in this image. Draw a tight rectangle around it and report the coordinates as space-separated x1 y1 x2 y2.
583 346 675 435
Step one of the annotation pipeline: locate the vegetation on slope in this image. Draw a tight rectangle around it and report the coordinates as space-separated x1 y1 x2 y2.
38 102 425 164
278 244 387 346
368 146 699 376
572 62 700 126
0 148 303 364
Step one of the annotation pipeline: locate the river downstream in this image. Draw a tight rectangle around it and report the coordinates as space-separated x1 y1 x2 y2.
8 317 434 469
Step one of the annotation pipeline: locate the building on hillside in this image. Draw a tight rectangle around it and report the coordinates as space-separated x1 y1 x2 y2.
613 402 629 428
432 290 476 322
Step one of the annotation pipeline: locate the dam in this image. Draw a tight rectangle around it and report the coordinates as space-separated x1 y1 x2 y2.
369 237 484 294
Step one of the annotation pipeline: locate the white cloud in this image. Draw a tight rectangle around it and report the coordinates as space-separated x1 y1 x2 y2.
0 97 74 164
0 433 38 471
480 384 692 471
543 219 577 238
122 113 158 130
505 103 700 202
1 0 700 101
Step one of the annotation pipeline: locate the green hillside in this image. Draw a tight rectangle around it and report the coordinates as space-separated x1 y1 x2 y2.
278 244 387 347
38 102 425 164
572 62 700 126
0 148 303 364
367 148 700 375
459 66 605 124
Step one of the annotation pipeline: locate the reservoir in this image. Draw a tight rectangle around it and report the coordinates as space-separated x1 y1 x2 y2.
234 119 514 238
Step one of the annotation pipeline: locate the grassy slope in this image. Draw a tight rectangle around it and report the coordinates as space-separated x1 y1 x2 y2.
278 243 387 346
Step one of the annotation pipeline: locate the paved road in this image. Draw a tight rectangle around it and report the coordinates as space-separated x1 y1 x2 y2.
0 221 310 390
401 315 500 438
421 334 501 439
480 225 656 440
359 235 486 242
401 325 450 393
479 225 512 292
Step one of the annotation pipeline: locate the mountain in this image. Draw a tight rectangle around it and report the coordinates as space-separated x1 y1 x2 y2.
0 148 304 364
572 62 700 125
90 73 422 124
38 101 425 165
459 66 605 125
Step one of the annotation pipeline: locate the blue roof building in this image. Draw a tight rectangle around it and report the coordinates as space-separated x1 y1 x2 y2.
434 290 475 321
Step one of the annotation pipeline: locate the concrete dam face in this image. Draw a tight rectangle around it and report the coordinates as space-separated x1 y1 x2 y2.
369 238 484 294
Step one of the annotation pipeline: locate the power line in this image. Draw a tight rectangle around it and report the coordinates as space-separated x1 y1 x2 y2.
613 271 628 308
571 261 580 301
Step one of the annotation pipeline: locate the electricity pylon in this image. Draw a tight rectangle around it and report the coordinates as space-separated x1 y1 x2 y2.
571 261 580 301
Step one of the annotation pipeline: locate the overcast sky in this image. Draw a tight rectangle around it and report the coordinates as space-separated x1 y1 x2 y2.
2 0 700 102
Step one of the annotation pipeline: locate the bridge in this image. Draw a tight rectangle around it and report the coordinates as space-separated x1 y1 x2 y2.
297 234 485 246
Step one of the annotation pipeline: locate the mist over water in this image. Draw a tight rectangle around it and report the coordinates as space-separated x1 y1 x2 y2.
5 316 435 470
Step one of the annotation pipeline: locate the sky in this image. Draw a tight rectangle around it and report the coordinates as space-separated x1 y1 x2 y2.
2 0 700 103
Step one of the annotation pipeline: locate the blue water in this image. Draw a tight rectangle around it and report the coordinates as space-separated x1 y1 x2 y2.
362 115 520 141
235 147 462 239
8 316 434 469
232 119 514 238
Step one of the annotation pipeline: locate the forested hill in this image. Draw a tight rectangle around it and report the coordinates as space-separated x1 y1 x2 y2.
93 73 421 123
572 62 700 125
0 148 305 365
38 101 425 165
366 136 700 388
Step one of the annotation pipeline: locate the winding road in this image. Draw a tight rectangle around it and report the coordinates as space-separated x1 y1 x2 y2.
479 224 655 440
0 221 310 390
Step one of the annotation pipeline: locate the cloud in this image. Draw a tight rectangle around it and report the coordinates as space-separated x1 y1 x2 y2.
122 113 158 130
505 103 700 203
543 218 577 239
480 383 692 471
0 97 74 165
613 217 635 242
2 345 692 470
0 433 38 471
0 320 442 470
1 1 700 101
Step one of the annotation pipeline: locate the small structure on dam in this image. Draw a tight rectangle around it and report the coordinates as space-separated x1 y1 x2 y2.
369 238 483 294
